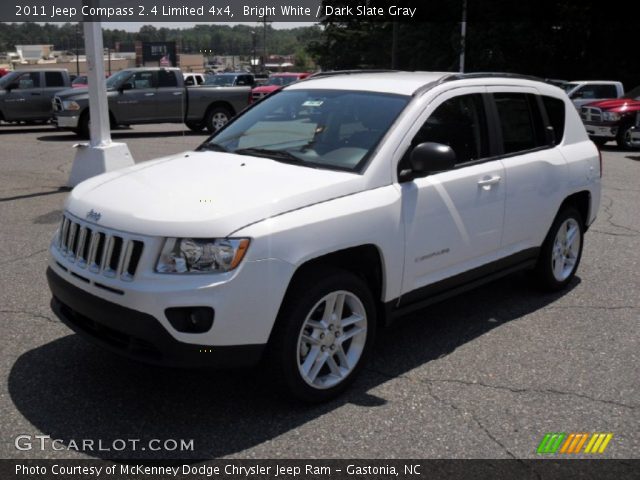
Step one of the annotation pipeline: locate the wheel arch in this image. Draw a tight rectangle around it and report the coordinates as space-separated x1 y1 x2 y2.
273 244 387 337
558 190 591 231
205 101 236 117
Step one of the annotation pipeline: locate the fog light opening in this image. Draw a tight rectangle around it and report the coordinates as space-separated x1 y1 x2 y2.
165 307 214 333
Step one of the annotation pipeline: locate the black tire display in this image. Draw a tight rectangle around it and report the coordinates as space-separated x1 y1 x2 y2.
534 207 584 291
268 267 377 402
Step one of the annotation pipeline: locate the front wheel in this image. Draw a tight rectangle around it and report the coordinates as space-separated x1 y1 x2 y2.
616 124 634 150
534 207 584 291
269 268 377 402
205 106 231 133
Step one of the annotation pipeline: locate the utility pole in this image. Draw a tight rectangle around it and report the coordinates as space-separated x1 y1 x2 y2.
459 0 467 73
251 30 257 74
75 23 80 76
391 22 399 69
262 16 268 70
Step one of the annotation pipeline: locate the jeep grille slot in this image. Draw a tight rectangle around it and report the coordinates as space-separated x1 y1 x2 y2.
55 214 144 282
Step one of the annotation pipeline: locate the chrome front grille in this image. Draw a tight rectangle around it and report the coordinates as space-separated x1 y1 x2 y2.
53 96 63 112
581 106 602 122
56 214 144 282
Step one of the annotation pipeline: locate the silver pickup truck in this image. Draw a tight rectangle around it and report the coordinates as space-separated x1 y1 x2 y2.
0 69 72 124
53 67 250 138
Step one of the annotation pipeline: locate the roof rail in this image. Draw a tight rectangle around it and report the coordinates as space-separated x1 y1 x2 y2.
443 72 546 83
306 69 398 79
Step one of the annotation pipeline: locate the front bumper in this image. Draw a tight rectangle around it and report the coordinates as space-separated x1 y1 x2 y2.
47 267 265 368
583 123 617 140
54 113 80 129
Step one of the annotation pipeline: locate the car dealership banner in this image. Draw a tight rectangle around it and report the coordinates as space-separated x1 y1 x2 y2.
2 459 639 480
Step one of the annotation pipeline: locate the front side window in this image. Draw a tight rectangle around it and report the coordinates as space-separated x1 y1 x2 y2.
128 71 156 89
409 93 490 165
494 93 546 154
201 89 409 172
7 72 41 89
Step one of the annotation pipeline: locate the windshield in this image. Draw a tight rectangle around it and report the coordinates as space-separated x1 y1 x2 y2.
623 85 640 99
205 75 235 86
266 76 298 87
201 89 409 172
563 83 579 93
106 70 132 89
0 71 20 87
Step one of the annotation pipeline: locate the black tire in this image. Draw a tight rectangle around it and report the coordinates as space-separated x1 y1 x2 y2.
616 124 634 150
205 106 231 133
185 120 205 132
591 137 608 148
534 206 584 292
77 111 90 139
267 267 377 403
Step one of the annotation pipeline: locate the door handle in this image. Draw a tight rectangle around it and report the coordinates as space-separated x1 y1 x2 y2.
477 175 501 190
31 92 41 96
173 92 182 95
144 93 155 96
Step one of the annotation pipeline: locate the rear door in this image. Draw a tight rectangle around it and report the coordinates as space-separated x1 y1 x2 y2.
487 88 568 254
41 71 67 118
156 70 184 122
399 87 507 300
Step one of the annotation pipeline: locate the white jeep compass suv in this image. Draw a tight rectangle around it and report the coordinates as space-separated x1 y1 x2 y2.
47 71 601 402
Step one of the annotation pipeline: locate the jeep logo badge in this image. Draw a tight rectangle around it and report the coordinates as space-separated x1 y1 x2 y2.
86 209 102 222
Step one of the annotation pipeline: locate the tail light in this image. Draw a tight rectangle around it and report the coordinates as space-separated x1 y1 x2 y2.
598 147 603 177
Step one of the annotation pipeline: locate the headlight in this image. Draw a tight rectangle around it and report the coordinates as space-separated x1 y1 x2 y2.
62 100 80 111
602 111 620 122
156 238 250 273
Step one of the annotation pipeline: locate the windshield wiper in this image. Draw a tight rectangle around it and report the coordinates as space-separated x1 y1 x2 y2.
197 143 228 153
234 148 316 168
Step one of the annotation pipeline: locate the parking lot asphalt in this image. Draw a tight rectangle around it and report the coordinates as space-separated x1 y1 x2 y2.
0 123 638 460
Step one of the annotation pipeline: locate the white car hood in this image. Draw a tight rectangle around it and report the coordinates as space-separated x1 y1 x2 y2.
66 151 365 237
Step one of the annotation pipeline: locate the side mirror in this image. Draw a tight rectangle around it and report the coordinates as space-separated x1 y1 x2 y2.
6 83 19 92
571 91 583 99
403 142 457 180
119 82 133 92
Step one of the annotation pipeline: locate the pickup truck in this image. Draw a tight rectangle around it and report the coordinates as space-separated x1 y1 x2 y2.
564 80 624 109
580 85 640 149
628 112 640 149
0 69 72 124
53 67 251 138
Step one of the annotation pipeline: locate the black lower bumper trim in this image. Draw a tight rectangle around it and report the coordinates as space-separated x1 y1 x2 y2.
46 267 265 368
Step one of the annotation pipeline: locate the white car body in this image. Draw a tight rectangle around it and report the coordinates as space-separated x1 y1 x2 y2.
47 72 601 395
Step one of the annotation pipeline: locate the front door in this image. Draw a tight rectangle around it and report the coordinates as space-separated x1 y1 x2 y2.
113 70 158 123
400 88 506 301
1 71 43 121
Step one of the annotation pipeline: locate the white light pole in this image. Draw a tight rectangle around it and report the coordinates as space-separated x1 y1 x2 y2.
67 0 133 187
459 0 467 73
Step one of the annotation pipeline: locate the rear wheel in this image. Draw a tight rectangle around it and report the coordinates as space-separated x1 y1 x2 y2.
591 137 608 147
268 268 376 402
205 106 231 133
534 207 584 291
77 111 90 139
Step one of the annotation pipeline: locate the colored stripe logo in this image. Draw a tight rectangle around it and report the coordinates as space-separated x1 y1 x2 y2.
537 433 613 454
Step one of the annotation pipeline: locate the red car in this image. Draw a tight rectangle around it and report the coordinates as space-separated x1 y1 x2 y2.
250 72 310 102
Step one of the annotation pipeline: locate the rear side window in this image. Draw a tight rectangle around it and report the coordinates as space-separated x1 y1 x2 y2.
158 70 178 88
45 72 65 87
410 93 490 165
541 96 566 145
494 93 546 154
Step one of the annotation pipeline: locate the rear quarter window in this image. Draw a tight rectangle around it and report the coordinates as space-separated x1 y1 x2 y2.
541 96 566 145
